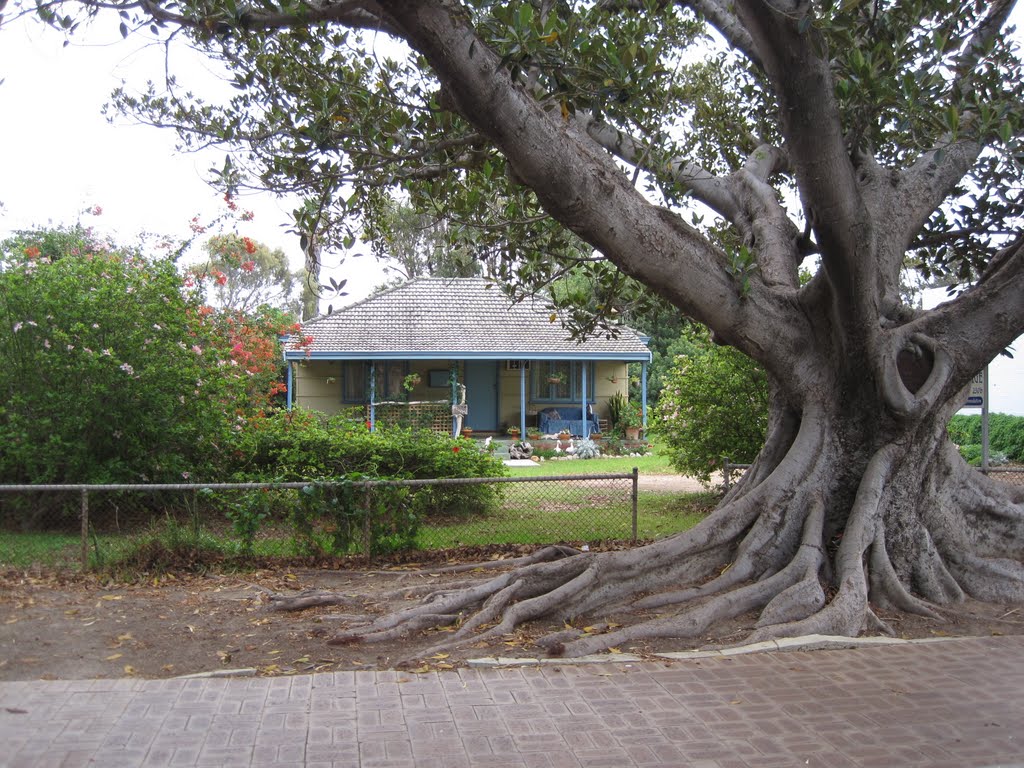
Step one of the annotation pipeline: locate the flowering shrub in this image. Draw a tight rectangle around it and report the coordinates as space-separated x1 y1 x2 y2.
653 326 769 484
0 227 231 483
0 226 295 484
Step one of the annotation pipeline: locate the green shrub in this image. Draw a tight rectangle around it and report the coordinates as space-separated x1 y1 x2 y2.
226 409 507 523
653 326 769 484
948 413 1024 462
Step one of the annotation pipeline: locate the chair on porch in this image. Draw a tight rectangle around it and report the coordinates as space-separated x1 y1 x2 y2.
538 406 601 437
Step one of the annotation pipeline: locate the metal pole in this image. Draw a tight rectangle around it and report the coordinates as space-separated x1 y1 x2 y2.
80 489 89 570
631 467 638 543
982 365 990 473
363 483 373 564
520 362 527 435
582 363 589 439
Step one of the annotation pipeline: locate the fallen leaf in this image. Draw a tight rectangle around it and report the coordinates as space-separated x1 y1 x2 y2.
101 595 123 601
217 651 232 663
161 664 175 672
410 665 431 674
105 653 123 661
4 618 17 625
116 633 133 642
429 653 450 660
5 708 27 714
608 647 622 654
123 665 136 675
729 699 742 705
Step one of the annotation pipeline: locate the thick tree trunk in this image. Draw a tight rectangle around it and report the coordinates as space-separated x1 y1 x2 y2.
329 381 1024 658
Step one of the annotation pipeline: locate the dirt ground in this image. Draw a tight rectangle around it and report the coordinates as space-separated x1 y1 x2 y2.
3 546 1024 682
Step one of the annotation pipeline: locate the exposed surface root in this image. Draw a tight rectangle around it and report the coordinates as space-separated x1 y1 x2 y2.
430 545 582 574
268 591 361 612
316 421 1024 661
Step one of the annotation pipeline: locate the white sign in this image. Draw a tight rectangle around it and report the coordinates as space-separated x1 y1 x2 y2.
964 371 985 408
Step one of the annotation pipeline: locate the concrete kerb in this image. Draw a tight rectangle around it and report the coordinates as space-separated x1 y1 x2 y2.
171 633 963 678
465 632 958 667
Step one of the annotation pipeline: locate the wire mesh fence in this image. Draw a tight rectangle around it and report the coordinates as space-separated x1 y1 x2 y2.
722 460 1024 489
0 472 639 572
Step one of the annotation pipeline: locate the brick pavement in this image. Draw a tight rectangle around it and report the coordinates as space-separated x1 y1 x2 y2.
1 636 1022 767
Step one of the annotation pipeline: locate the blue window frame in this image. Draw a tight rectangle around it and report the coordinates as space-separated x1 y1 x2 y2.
341 361 409 403
532 361 594 403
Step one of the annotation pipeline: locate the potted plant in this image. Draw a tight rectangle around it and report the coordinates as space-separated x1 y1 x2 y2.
558 429 571 440
618 403 643 441
526 427 541 440
461 426 474 437
546 371 567 385
507 425 521 438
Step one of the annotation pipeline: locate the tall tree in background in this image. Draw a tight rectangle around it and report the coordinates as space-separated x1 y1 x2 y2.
196 234 313 318
362 196 483 281
15 0 1024 654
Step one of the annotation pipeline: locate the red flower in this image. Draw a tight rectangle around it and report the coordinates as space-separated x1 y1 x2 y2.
242 237 257 255
453 445 461 453
24 246 41 259
365 420 372 430
241 260 256 273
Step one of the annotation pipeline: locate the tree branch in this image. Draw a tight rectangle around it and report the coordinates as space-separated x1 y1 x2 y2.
678 0 763 71
732 0 866 321
909 234 1024 397
574 112 740 222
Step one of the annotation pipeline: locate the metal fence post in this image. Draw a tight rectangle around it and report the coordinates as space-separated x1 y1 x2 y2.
631 467 639 543
80 489 89 570
363 482 373 564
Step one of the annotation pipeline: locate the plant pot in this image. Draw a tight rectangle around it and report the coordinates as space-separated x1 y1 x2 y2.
624 427 641 440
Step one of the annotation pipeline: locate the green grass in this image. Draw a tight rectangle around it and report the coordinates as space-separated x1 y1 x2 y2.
417 490 713 549
506 439 677 477
1 531 86 568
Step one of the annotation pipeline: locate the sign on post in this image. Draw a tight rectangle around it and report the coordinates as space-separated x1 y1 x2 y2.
964 371 985 408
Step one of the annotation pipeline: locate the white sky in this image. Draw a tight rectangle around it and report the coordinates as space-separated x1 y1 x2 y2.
0 12 1021 415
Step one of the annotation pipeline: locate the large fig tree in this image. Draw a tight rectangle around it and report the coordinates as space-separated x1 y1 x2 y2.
13 0 1024 654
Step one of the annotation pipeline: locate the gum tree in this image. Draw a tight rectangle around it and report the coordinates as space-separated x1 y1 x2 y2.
15 0 1024 653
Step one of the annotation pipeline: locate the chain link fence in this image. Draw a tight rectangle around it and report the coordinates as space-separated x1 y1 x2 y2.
0 472 640 571
723 460 1024 489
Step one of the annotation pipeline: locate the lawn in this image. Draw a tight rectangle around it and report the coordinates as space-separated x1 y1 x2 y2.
504 439 678 477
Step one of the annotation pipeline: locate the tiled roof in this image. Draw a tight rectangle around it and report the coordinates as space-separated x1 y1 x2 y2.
285 277 650 360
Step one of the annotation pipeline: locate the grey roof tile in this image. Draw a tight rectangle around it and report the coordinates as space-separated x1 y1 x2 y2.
286 277 650 359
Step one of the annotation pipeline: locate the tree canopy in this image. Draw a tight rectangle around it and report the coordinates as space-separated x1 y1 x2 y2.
8 0 1024 655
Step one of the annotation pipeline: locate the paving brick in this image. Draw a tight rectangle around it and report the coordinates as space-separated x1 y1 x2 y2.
4 636 1024 766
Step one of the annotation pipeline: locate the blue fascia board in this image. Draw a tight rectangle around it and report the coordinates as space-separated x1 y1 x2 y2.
284 350 652 362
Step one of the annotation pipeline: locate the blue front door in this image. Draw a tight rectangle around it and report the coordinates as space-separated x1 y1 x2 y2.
464 361 498 430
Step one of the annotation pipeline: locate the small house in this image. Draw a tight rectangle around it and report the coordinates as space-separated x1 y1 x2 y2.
282 277 651 437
